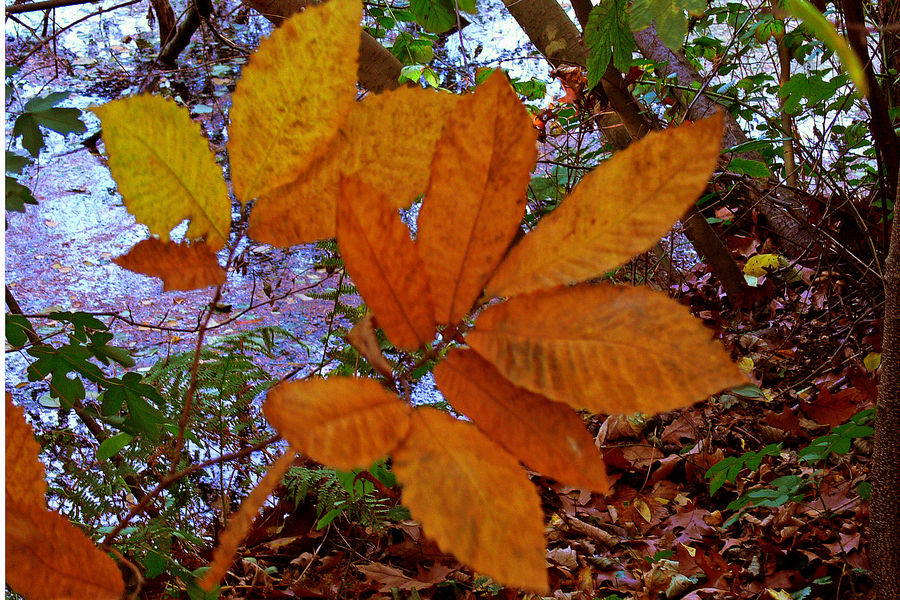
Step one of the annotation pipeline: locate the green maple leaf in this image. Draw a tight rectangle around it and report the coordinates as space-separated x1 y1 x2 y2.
630 0 706 50
13 91 87 157
585 0 636 89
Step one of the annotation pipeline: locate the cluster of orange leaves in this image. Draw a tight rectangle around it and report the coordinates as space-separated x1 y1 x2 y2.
6 0 747 596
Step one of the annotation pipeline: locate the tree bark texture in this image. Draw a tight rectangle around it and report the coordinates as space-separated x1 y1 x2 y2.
873 187 900 600
149 0 176 48
502 0 751 304
240 0 403 91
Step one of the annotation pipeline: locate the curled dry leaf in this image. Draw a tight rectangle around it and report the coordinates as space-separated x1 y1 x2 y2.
393 407 548 593
114 238 225 291
248 85 458 245
229 0 361 202
417 70 537 326
199 447 298 592
347 313 394 378
467 283 745 414
93 95 230 249
337 177 435 350
6 394 47 507
486 114 724 298
264 377 412 470
435 349 607 492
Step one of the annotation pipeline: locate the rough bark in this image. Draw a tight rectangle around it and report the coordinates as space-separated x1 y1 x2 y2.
501 0 751 304
157 0 207 67
873 187 900 600
149 0 177 47
240 0 403 92
632 25 816 253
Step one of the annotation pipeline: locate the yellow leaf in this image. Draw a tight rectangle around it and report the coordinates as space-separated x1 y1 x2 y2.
393 408 548 592
93 95 230 249
263 377 412 470
633 498 652 523
337 177 435 350
248 86 458 246
434 350 607 492
347 313 394 378
864 352 882 372
7 502 126 600
199 447 297 592
743 253 782 277
485 115 723 298
418 70 537 325
114 238 225 291
466 283 745 414
229 0 361 202
6 395 47 507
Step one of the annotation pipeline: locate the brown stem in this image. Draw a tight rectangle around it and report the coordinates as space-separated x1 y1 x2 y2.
5 0 99 14
774 28 798 188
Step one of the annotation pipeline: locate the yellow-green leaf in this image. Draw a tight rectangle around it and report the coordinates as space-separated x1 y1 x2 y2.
485 114 723 298
263 377 412 470
93 95 230 249
337 177 435 350
418 70 537 326
6 395 47 508
393 407 548 592
229 0 362 202
434 350 608 492
199 447 297 592
466 283 745 414
248 86 458 246
7 502 126 600
114 238 225 291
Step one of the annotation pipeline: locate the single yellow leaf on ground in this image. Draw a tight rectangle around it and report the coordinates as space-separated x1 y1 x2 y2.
114 238 225 291
264 377 412 470
7 501 125 600
347 313 394 378
229 0 361 202
418 70 537 326
200 447 297 591
466 283 745 414
337 177 435 350
393 407 548 592
248 86 458 246
434 349 607 492
93 95 230 249
6 395 47 507
485 114 723 298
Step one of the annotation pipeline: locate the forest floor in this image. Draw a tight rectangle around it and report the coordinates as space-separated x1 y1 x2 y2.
4 5 882 600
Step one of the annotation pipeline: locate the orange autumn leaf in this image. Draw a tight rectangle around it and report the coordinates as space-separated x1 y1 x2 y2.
263 377 412 470
337 177 435 350
114 238 225 291
466 283 745 414
486 114 723 298
6 395 47 507
434 350 608 492
199 447 297 592
418 70 537 326
248 86 458 246
228 0 361 202
393 407 548 592
347 313 394 379
7 502 126 600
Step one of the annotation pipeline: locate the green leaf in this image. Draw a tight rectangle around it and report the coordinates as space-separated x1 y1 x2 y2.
6 151 31 174
6 314 36 347
97 432 134 460
780 0 867 96
6 176 38 212
410 0 468 33
32 107 87 137
13 114 44 157
390 31 434 64
727 158 772 178
585 0 635 89
630 0 706 50
23 91 70 112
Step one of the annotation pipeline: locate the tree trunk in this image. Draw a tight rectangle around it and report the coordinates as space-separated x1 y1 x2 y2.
148 0 177 48
873 187 900 599
501 0 751 304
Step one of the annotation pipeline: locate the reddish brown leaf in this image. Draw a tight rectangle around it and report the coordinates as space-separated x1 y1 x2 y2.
337 177 435 350
114 238 225 291
434 349 607 491
6 395 47 507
